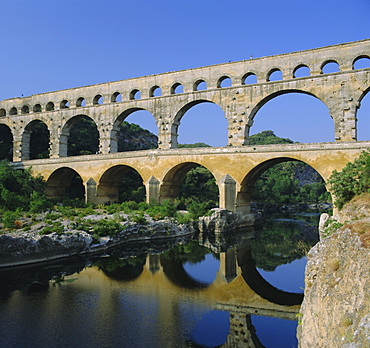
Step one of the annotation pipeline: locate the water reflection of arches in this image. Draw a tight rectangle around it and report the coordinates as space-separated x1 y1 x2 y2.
160 256 210 290
237 241 303 306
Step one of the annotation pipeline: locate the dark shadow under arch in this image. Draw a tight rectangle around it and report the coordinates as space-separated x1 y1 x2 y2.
46 167 85 201
0 124 13 161
97 165 145 204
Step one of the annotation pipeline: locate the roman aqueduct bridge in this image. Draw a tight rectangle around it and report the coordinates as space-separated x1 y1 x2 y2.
1 39 370 212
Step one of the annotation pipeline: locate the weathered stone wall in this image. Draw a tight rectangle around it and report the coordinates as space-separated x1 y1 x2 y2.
298 200 370 347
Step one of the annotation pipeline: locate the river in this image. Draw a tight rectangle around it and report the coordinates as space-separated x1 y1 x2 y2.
0 214 319 347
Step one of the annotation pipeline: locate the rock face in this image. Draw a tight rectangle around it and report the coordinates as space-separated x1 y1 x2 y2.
298 197 370 347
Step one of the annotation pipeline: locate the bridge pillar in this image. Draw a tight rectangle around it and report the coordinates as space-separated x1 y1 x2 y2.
219 174 237 212
12 137 22 161
85 178 97 204
146 176 160 203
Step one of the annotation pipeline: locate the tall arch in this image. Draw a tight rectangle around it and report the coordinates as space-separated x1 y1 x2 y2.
21 120 50 160
111 108 158 153
0 124 13 161
356 87 370 141
172 100 227 147
45 167 85 202
59 115 99 157
248 90 333 143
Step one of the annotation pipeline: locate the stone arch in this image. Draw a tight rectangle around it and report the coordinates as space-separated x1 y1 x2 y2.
171 82 184 94
21 105 30 114
217 75 232 88
0 108 6 117
22 119 50 160
110 107 158 153
45 102 54 111
9 107 17 115
130 89 141 100
93 94 104 105
59 114 99 157
0 124 13 161
193 79 207 91
96 164 145 205
111 91 122 102
353 55 370 69
171 99 227 147
242 72 257 85
33 104 42 113
267 68 283 82
321 60 340 74
160 161 219 203
293 64 311 78
248 89 332 143
60 100 70 109
45 167 85 202
76 97 86 107
236 157 328 214
356 87 370 140
149 85 162 97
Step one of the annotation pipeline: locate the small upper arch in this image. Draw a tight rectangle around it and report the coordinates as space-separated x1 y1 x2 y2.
111 92 122 102
149 85 162 97
21 105 30 114
46 101 55 111
321 60 340 74
60 100 70 109
242 72 258 85
267 68 283 82
193 79 207 91
93 94 104 105
130 89 141 100
76 97 86 107
293 64 311 78
9 107 17 115
171 82 184 94
353 55 370 70
217 75 232 88
0 108 6 117
33 104 42 113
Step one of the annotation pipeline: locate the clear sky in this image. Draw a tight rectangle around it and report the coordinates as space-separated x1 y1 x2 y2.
0 0 369 146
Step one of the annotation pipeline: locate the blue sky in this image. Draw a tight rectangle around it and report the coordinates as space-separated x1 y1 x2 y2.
0 0 369 146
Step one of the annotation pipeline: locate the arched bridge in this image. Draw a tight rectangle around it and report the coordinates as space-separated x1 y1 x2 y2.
2 39 370 211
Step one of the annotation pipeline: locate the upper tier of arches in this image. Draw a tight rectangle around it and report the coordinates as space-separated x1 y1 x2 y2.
0 39 369 117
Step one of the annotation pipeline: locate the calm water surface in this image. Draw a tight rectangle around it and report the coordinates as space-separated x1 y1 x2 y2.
0 215 319 347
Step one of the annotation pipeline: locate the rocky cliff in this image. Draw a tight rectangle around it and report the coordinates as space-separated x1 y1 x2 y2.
298 194 370 347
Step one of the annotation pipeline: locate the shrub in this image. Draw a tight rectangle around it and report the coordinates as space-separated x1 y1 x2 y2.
329 150 370 209
92 219 123 237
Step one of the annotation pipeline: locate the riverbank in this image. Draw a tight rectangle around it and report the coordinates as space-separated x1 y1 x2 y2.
298 193 370 347
0 208 260 268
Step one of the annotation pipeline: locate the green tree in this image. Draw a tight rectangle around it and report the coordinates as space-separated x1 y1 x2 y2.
328 149 370 209
0 162 50 211
68 118 99 156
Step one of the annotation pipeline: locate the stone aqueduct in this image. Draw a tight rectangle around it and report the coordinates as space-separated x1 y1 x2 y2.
1 39 370 212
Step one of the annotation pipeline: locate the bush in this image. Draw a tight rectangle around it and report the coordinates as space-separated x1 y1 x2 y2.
93 220 123 237
329 150 370 209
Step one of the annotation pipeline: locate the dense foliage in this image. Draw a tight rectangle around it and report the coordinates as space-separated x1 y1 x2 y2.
328 149 370 209
0 163 51 212
118 121 157 152
68 118 99 156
